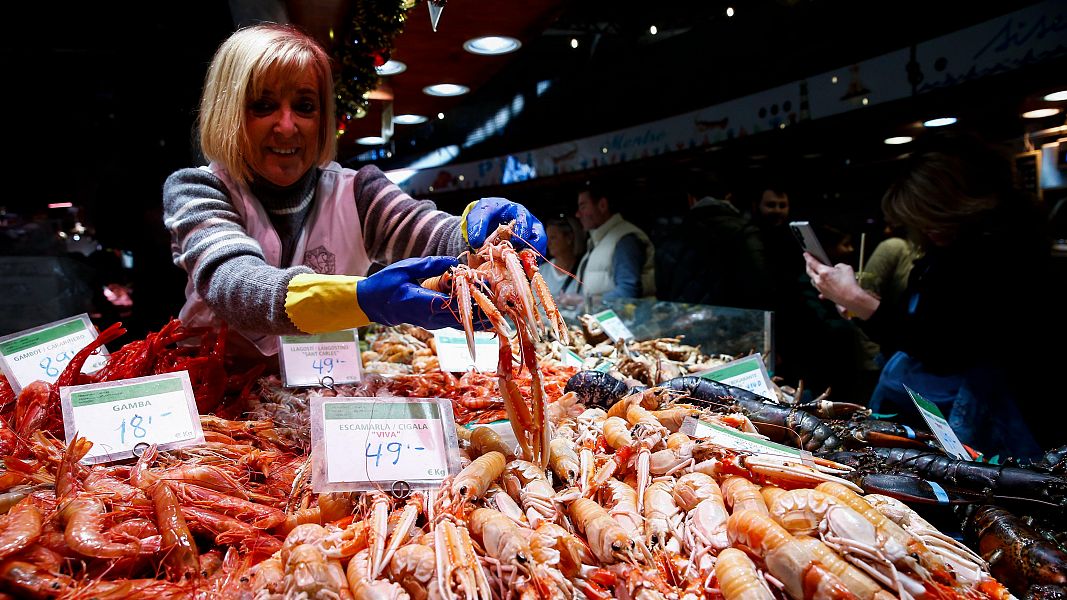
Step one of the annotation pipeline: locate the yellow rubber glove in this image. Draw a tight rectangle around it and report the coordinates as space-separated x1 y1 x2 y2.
285 273 367 333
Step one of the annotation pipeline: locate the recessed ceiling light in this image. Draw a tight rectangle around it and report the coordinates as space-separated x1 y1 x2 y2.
570 38 579 49
923 117 957 127
726 6 735 17
393 114 429 125
649 25 658 35
423 84 470 97
437 112 445 120
1022 108 1061 119
884 136 913 145
1043 90 1067 101
376 60 407 76
356 136 385 145
463 36 521 56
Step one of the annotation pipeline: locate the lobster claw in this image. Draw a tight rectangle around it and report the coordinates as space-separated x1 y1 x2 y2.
859 473 978 505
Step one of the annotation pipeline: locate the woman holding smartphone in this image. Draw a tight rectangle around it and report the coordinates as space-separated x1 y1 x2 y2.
804 131 1055 459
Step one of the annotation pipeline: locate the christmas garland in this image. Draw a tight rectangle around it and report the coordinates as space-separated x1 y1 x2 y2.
334 0 422 120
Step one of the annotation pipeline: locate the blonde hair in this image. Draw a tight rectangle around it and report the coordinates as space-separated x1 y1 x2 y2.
198 23 336 186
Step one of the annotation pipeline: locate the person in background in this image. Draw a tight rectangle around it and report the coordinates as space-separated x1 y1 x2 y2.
655 171 774 309
858 224 922 359
574 180 656 300
538 215 585 303
805 131 1053 458
163 23 546 358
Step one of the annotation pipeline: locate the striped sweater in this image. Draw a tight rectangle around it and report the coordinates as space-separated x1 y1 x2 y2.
162 164 465 335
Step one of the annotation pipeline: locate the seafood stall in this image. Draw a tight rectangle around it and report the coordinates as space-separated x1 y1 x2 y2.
0 231 1064 599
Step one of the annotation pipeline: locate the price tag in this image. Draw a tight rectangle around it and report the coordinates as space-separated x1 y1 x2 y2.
278 330 363 387
311 396 461 492
693 354 775 401
0 314 110 394
432 328 499 372
594 309 634 342
681 416 808 461
464 420 520 455
593 359 615 373
906 385 970 461
59 371 204 464
554 342 585 368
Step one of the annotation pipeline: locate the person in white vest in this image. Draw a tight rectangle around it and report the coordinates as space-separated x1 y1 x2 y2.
573 180 656 300
163 24 546 357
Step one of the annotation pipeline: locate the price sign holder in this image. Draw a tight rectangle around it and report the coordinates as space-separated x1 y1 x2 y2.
311 396 461 493
0 313 110 394
463 420 520 456
553 341 585 368
432 327 499 373
593 309 635 342
680 416 814 465
905 385 971 461
693 354 776 401
279 330 363 388
60 371 204 464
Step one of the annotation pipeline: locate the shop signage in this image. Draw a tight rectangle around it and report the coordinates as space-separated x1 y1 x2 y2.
279 330 363 387
60 371 204 464
311 396 460 492
0 314 109 394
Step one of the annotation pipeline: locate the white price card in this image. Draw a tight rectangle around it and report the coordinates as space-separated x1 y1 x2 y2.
681 416 810 462
311 396 461 493
464 420 520 456
433 328 499 372
693 354 775 401
554 342 585 368
906 385 971 461
594 309 635 342
0 314 110 394
279 330 363 387
60 371 204 464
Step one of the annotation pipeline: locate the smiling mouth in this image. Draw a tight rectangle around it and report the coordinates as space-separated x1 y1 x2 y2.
268 147 300 156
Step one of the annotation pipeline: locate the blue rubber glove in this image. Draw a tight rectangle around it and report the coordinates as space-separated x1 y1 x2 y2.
464 197 548 259
356 256 488 330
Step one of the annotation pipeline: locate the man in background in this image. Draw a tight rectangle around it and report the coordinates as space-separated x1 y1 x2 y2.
574 180 656 300
656 171 774 309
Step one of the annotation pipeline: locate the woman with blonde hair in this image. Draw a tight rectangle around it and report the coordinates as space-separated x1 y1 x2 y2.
164 24 545 357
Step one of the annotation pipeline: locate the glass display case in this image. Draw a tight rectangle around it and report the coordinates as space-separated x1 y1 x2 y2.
561 295 774 371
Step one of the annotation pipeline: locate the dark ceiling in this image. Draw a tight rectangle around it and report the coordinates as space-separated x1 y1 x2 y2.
3 0 1064 232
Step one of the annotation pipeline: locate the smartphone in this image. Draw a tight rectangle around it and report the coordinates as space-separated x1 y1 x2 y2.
789 221 833 265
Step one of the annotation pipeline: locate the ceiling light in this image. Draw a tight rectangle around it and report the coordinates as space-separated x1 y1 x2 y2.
356 136 385 145
1022 108 1061 119
923 117 957 127
394 114 429 125
884 136 913 145
831 76 838 84
463 36 521 56
1043 90 1067 101
437 112 445 120
423 83 469 97
376 60 407 76
726 6 735 17
570 38 579 49
862 97 869 105
649 25 658 35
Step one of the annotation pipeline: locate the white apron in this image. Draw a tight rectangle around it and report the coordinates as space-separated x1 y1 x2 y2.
179 162 371 356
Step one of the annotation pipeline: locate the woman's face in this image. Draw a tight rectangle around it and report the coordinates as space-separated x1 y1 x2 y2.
245 71 321 187
545 223 573 260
